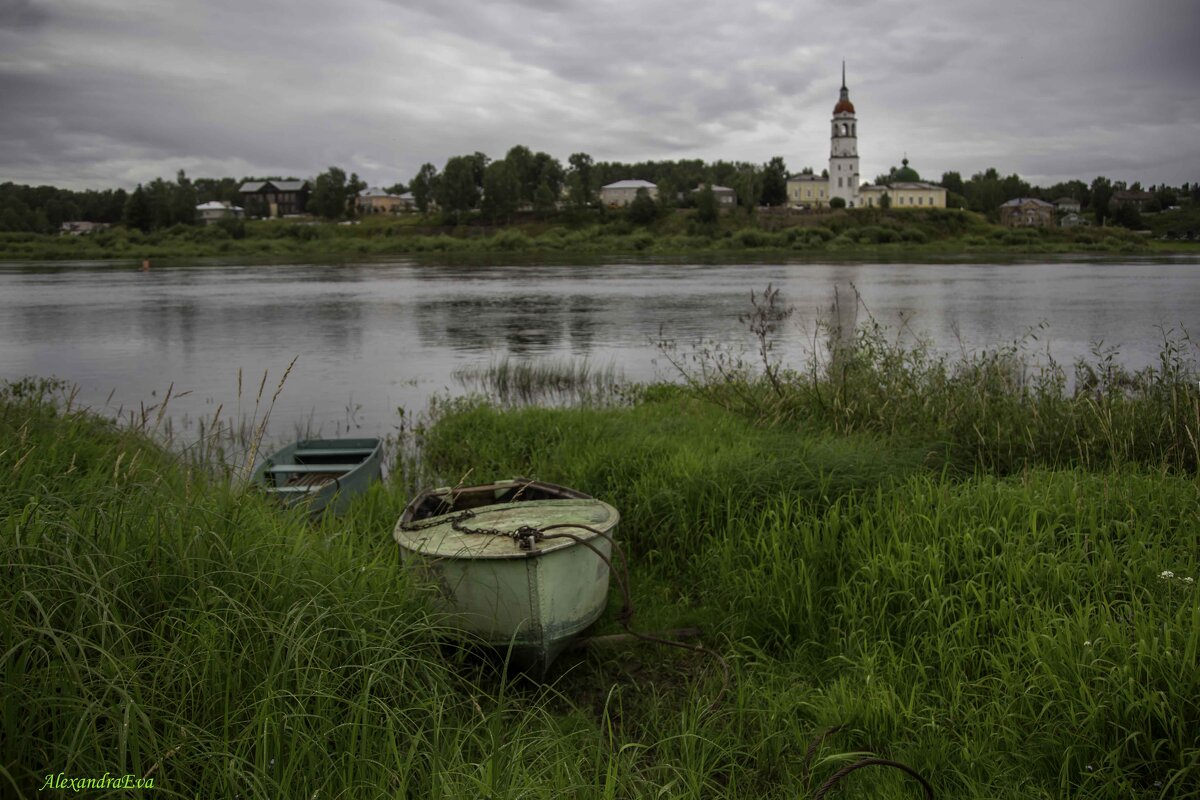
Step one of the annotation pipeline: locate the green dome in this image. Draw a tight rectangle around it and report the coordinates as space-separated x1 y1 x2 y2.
893 157 920 182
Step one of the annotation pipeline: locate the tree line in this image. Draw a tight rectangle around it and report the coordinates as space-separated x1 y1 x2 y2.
2 151 1196 234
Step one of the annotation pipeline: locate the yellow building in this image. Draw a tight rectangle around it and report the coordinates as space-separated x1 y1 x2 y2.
859 182 946 209
786 174 829 207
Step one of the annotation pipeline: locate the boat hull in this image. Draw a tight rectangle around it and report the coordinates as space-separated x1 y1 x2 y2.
395 480 619 676
403 528 612 675
253 438 383 515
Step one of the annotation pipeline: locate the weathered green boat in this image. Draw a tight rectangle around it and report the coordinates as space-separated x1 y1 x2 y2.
395 479 620 676
253 437 383 515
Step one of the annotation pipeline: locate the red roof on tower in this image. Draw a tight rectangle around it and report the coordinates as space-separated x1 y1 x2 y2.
833 62 855 115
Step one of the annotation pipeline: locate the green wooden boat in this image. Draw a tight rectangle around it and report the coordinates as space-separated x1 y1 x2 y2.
253 437 383 515
395 479 620 676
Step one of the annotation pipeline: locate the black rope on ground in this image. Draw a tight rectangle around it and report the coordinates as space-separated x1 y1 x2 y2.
799 723 847 789
812 757 935 800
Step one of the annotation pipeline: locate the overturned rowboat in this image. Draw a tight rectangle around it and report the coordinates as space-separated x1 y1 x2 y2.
253 437 383 515
395 479 620 676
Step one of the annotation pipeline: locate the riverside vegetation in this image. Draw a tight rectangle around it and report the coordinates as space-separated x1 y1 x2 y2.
3 290 1199 798
2 205 1197 262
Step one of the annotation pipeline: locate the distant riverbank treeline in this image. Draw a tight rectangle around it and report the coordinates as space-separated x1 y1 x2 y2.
2 145 1197 235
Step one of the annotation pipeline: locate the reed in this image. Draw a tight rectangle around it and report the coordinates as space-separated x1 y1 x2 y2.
659 286 1200 474
453 357 627 405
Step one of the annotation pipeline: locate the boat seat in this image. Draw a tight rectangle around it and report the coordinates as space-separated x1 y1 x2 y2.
264 464 360 474
267 485 321 493
293 448 376 458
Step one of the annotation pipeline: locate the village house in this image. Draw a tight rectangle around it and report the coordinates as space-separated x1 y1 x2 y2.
694 183 737 206
998 197 1056 227
599 179 658 207
59 221 110 235
238 179 310 217
195 201 244 225
356 187 405 215
1054 196 1082 214
1110 190 1155 212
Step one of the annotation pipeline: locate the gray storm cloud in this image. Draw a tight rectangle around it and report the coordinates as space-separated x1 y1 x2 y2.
1 0 1197 189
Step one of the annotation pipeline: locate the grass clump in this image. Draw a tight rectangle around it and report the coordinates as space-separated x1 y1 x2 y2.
661 287 1200 475
453 357 627 405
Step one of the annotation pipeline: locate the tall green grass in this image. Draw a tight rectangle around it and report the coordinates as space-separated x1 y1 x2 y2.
421 396 1200 798
659 288 1200 474
6 308 1200 800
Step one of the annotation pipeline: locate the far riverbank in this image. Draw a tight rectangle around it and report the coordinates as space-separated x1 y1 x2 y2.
3 207 1197 262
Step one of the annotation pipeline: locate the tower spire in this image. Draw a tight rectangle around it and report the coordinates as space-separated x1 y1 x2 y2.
841 61 846 89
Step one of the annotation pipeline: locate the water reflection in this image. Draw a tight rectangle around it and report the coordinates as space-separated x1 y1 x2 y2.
0 256 1196 441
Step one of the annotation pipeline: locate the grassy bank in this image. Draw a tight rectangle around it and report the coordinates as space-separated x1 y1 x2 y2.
3 207 1193 262
4 305 1200 797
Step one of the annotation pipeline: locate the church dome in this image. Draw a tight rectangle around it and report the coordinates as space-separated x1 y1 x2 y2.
833 97 855 115
892 157 919 182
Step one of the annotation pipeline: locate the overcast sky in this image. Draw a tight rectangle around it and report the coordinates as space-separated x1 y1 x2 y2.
2 0 1198 191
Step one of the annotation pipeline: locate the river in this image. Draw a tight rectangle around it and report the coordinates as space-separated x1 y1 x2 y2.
1 255 1196 441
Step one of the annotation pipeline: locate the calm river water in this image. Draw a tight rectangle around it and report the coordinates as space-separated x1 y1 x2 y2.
1 255 1197 441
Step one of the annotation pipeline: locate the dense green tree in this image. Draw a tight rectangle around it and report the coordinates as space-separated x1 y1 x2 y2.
1000 172 1031 202
470 152 490 190
438 155 480 220
695 183 719 226
940 171 964 196
385 182 407 196
411 163 438 213
346 172 367 218
504 145 534 204
1090 176 1113 225
310 167 349 220
531 151 565 201
760 156 788 206
879 191 892 209
481 159 519 222
627 188 658 225
734 166 762 212
964 168 1005 217
567 152 595 209
830 196 847 209
533 181 557 218
122 185 152 232
171 170 197 226
1112 201 1143 229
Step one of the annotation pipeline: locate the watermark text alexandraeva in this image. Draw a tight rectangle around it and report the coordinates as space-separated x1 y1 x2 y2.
40 773 155 791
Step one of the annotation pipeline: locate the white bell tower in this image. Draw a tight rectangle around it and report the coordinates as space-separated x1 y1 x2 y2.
829 62 859 207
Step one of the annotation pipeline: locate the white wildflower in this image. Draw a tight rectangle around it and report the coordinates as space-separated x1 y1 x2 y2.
1160 570 1175 580
1084 641 1092 647
1183 576 1195 585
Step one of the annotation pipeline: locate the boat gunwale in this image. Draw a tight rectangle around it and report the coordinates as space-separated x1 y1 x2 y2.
396 479 619 561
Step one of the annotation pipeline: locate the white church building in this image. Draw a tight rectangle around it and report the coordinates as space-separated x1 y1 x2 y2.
787 67 946 210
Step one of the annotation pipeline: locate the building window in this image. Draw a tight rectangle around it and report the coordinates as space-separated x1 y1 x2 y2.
838 177 843 188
